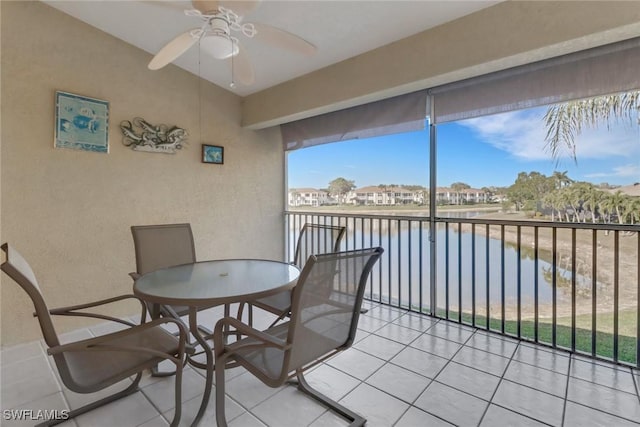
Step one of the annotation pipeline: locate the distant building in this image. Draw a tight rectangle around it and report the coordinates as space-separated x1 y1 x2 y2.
347 186 418 206
288 188 332 207
459 188 489 204
435 187 457 204
289 185 492 207
435 187 489 205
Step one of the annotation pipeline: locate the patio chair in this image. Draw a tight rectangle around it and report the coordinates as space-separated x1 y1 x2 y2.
213 247 384 427
130 223 228 375
129 223 198 321
239 223 346 327
0 243 190 427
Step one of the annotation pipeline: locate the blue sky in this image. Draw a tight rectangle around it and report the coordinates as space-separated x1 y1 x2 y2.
288 107 640 190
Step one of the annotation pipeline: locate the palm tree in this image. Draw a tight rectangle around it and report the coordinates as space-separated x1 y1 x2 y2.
556 187 573 222
582 185 604 223
563 183 589 222
544 91 640 159
542 189 568 222
602 190 627 225
630 198 640 225
620 196 640 225
615 197 640 235
541 192 557 221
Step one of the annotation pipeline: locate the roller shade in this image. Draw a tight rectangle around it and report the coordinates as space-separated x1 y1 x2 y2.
281 90 429 151
432 37 640 123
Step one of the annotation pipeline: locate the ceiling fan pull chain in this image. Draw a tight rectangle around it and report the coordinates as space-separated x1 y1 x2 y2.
230 38 236 89
198 40 203 142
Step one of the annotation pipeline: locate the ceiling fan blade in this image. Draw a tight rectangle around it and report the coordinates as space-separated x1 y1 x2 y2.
220 0 261 16
192 0 219 13
146 1 187 12
148 30 199 70
251 23 316 56
230 43 254 85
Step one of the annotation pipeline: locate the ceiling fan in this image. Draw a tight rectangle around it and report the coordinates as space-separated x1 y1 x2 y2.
148 0 317 86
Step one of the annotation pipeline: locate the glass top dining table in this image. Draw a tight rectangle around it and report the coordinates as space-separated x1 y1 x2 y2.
134 259 300 307
133 259 300 426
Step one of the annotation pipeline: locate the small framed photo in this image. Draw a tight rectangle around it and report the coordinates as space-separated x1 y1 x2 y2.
55 91 109 153
202 144 224 164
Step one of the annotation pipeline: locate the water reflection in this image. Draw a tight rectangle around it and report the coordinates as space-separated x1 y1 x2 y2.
288 214 604 313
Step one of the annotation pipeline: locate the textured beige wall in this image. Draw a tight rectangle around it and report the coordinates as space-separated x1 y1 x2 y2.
1 1 284 345
243 0 640 128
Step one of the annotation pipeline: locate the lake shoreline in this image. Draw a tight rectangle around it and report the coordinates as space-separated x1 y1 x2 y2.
458 212 638 319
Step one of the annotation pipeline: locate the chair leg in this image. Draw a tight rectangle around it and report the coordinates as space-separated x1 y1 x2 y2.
237 302 254 327
169 355 183 427
151 364 177 377
236 302 246 323
35 374 143 427
295 369 366 427
148 303 178 377
151 338 192 377
215 354 229 427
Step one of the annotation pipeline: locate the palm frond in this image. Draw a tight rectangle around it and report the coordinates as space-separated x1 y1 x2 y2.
543 91 640 162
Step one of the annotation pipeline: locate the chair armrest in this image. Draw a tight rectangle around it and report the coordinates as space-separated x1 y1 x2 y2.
213 316 289 351
48 317 191 356
48 294 145 314
41 294 147 327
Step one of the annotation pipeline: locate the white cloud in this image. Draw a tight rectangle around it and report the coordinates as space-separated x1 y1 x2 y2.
585 164 640 179
459 109 640 161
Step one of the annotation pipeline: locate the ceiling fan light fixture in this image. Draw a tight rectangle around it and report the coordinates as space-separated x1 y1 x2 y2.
201 34 238 59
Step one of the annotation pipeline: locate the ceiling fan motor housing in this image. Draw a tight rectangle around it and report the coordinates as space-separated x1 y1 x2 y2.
203 17 238 59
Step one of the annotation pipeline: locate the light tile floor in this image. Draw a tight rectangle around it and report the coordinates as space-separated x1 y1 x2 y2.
2 301 639 427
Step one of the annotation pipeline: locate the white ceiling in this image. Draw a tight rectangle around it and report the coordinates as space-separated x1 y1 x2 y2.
44 0 501 96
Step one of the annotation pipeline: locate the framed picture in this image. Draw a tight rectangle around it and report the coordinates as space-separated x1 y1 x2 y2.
202 144 224 164
55 91 109 153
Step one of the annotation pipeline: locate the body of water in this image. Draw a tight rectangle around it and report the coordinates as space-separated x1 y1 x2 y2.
288 212 596 313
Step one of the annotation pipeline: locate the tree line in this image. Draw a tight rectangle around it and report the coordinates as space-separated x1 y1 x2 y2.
507 171 639 225
320 173 639 224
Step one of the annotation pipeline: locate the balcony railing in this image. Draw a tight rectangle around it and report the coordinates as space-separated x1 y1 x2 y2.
285 210 640 368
